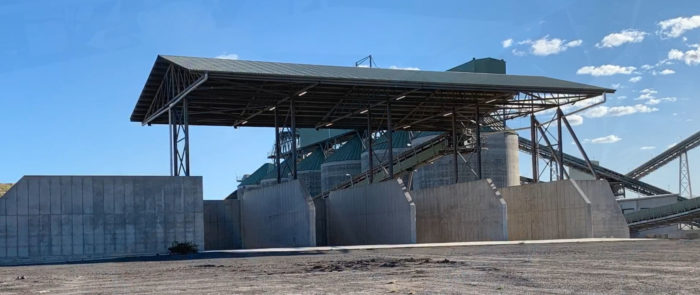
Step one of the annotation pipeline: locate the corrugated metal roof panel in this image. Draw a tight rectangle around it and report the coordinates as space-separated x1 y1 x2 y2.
371 131 412 150
159 55 613 93
325 136 362 163
238 163 274 186
298 148 326 171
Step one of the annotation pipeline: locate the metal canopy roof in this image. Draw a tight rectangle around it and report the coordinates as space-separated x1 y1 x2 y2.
131 55 614 131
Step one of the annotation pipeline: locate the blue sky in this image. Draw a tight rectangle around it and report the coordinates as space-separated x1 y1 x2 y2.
1 0 698 199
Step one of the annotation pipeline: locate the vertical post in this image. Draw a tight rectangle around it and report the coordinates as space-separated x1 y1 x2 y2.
452 106 458 183
530 114 539 183
274 107 281 183
291 98 298 180
386 100 394 179
367 105 374 183
475 104 482 179
183 99 190 176
560 109 597 179
557 108 564 180
168 108 174 176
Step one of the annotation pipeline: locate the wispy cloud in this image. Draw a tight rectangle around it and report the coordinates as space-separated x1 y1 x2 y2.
667 47 700 65
596 29 647 48
629 76 642 83
502 38 513 48
640 146 656 150
509 36 582 56
658 69 676 75
591 135 622 144
215 53 239 60
576 64 636 76
584 104 658 118
389 65 420 71
657 15 700 38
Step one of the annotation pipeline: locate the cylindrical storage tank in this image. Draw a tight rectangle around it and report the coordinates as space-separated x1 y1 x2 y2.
505 130 520 186
320 136 363 192
361 131 412 172
237 163 276 192
478 132 508 188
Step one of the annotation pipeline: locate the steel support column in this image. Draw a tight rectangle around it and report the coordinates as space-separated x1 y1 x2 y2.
557 108 564 180
452 106 459 183
559 108 597 179
274 107 281 183
680 151 693 198
476 104 482 179
291 98 298 180
367 105 374 183
530 114 538 182
386 100 394 179
169 98 190 176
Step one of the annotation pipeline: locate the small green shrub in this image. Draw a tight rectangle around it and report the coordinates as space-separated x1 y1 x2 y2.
168 241 199 255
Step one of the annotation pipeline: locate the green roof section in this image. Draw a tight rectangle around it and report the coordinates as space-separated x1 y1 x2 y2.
239 163 274 186
263 158 291 180
325 136 362 163
412 131 444 139
448 57 506 74
298 148 326 171
370 131 412 150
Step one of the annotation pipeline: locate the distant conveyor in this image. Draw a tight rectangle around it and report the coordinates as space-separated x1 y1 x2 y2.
518 137 671 196
627 130 700 179
625 197 700 231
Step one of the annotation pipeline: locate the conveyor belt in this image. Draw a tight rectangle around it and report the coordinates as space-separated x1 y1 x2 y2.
625 197 700 231
627 131 700 179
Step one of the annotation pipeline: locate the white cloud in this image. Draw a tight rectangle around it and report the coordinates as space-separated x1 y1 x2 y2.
658 69 675 75
511 49 526 56
641 64 653 70
566 114 584 126
596 29 647 48
518 36 583 56
611 83 622 89
584 104 658 118
591 135 622 144
576 64 636 76
215 53 239 60
617 95 627 100
502 38 513 48
637 88 658 100
645 98 661 105
667 47 700 65
668 143 677 149
629 76 642 83
389 65 420 71
640 146 656 150
657 15 700 38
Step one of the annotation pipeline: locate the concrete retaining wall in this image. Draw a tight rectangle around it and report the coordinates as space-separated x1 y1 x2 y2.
0 176 204 265
574 180 630 238
326 179 416 246
412 179 507 243
499 180 592 240
203 200 242 250
239 180 315 248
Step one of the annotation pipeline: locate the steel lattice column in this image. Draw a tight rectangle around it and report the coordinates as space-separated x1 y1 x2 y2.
169 99 190 176
680 151 693 198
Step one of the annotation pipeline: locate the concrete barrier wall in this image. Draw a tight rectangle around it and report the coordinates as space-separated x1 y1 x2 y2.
203 200 242 250
0 176 204 265
499 180 592 240
574 180 630 238
412 179 507 243
240 180 315 248
326 179 416 246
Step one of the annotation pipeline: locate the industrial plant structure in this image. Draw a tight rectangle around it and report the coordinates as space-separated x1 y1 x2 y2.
0 55 697 265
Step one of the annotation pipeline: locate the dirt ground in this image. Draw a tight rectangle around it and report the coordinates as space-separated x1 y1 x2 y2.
0 239 698 294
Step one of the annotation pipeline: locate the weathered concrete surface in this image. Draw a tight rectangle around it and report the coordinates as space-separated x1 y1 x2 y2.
326 179 416 246
499 180 592 240
575 180 630 238
203 200 241 250
0 176 204 265
239 180 315 248
412 179 507 243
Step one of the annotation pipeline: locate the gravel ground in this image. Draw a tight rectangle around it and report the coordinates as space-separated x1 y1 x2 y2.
0 239 698 294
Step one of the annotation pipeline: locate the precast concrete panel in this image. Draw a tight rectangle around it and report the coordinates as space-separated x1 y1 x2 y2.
240 180 315 248
0 176 204 266
499 180 592 240
574 180 630 238
203 199 242 250
412 179 507 243
326 179 416 246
